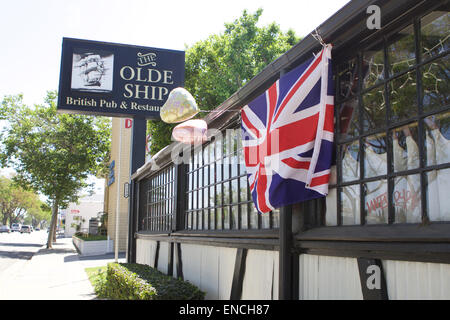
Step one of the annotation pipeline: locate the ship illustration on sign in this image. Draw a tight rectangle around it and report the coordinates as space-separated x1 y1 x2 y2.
71 49 114 92
75 53 105 86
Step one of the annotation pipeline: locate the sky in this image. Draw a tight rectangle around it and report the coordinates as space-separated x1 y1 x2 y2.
0 0 350 194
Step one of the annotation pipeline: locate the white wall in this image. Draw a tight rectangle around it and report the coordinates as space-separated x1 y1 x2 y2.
299 254 450 300
136 240 237 300
64 193 104 237
136 239 158 267
181 243 236 300
299 254 363 300
157 242 169 274
136 241 450 300
382 260 450 299
241 249 279 300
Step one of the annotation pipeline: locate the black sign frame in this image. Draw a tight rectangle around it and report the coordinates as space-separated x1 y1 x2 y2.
57 37 185 119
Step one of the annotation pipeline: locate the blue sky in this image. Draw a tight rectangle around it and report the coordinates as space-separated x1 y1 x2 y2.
0 0 350 193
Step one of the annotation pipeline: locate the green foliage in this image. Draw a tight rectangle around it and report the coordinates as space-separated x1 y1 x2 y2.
99 263 205 300
73 233 107 241
0 175 49 226
1 91 111 247
85 266 108 299
148 8 299 154
0 91 111 207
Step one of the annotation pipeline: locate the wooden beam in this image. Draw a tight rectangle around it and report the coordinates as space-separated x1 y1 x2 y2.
175 242 184 280
357 258 388 300
154 241 160 269
167 242 174 277
279 205 293 300
230 248 247 300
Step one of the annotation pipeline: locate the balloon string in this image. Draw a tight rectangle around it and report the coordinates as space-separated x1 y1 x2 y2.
312 28 326 48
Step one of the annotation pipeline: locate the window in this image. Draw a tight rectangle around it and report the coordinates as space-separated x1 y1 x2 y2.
185 128 280 231
140 166 176 232
327 8 450 226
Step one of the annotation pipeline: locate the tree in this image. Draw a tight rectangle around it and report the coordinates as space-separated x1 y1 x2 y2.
148 8 299 154
0 175 45 226
24 197 52 229
0 91 111 248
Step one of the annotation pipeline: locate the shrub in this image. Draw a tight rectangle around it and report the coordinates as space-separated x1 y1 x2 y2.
73 233 107 241
85 266 108 299
103 263 205 300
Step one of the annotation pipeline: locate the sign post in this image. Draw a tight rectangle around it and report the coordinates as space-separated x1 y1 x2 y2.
57 38 184 263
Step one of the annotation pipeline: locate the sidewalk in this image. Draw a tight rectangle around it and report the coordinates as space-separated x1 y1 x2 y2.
0 236 125 300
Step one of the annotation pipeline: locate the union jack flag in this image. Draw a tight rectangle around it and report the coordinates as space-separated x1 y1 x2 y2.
241 45 334 213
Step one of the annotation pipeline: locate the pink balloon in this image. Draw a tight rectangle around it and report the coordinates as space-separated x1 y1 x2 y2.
172 119 208 144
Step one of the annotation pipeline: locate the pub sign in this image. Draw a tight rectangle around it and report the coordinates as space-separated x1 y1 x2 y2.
57 38 185 118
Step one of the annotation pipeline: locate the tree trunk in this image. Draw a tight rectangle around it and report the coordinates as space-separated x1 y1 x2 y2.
46 200 58 249
1 214 8 226
51 214 58 243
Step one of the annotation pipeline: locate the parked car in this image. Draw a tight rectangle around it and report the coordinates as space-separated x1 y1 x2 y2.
0 225 10 233
11 223 21 232
20 225 32 234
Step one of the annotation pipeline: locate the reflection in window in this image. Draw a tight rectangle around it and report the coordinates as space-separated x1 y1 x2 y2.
338 98 359 140
392 123 420 172
341 142 360 182
388 25 415 75
422 55 450 112
363 44 385 89
364 135 387 178
341 184 360 225
325 166 337 226
427 168 450 221
364 179 388 224
425 112 450 166
338 58 359 100
421 11 450 60
394 174 421 223
389 71 418 121
327 10 449 227
325 187 337 226
362 86 386 131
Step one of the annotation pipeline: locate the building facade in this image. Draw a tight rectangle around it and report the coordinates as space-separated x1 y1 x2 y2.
104 117 133 252
128 0 450 299
63 193 104 237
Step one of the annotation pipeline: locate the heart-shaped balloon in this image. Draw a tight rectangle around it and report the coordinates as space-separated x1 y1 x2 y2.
172 119 208 144
160 87 199 123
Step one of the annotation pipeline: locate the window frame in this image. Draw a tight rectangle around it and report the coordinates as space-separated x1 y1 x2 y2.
184 124 280 232
138 164 176 233
331 10 450 228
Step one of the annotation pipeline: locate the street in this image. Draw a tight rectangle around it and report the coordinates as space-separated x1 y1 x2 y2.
0 230 47 274
0 230 125 299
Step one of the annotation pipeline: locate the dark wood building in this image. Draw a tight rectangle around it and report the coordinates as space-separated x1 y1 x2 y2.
127 0 450 299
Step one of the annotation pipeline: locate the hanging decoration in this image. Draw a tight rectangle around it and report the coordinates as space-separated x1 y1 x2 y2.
172 119 208 144
160 87 199 123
